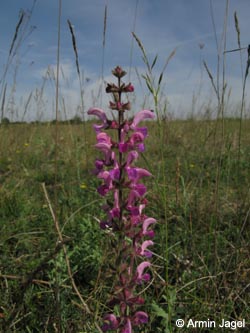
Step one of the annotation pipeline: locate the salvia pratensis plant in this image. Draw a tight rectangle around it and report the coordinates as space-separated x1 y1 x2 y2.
88 66 156 332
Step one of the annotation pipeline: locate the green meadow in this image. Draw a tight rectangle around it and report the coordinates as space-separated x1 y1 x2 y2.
0 119 249 332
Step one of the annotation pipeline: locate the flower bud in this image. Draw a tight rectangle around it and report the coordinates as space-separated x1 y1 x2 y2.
123 83 134 93
109 101 131 111
106 83 120 93
112 66 127 78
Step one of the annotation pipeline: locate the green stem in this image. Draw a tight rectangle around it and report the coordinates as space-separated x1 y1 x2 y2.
117 77 124 232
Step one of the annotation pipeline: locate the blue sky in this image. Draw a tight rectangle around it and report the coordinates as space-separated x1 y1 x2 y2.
0 0 249 121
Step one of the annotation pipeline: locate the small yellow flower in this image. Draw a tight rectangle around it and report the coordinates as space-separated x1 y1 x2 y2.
80 183 87 189
24 143 29 147
16 150 21 154
189 163 195 169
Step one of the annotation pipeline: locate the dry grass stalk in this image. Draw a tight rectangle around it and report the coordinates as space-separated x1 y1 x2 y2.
67 18 89 170
132 31 151 73
128 0 139 80
21 91 33 121
0 83 7 121
0 2 36 122
203 61 218 99
161 48 177 75
103 5 107 49
9 11 24 57
234 11 241 49
99 5 108 106
67 19 80 77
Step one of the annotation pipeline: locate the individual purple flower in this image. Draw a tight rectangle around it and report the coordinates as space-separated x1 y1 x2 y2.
132 311 149 326
138 240 154 257
130 183 147 197
97 170 112 183
108 189 120 219
130 203 145 224
136 262 151 283
132 311 148 326
95 159 104 168
130 109 155 130
142 217 156 237
102 314 119 331
97 174 113 197
127 189 141 208
97 184 110 197
127 131 145 152
126 167 152 182
96 132 112 145
93 159 104 175
88 107 110 132
95 134 115 166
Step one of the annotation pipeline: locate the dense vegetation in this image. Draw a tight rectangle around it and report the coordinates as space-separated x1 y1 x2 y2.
0 119 249 332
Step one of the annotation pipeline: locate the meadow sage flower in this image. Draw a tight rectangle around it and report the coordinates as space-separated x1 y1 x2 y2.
88 66 155 332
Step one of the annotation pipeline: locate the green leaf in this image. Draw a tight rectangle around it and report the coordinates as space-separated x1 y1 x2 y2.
146 80 154 95
158 72 163 86
152 301 168 319
151 54 158 70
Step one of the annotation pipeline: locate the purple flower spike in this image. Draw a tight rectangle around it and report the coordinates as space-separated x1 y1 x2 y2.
89 67 156 333
130 109 155 130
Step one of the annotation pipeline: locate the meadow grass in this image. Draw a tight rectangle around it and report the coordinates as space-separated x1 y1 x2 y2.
0 118 249 332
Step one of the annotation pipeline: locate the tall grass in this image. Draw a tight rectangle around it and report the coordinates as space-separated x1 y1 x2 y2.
1 118 249 331
67 19 90 173
0 2 37 123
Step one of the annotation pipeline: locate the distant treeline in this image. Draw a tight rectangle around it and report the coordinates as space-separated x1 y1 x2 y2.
0 115 89 125
1 115 250 125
